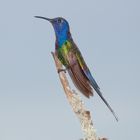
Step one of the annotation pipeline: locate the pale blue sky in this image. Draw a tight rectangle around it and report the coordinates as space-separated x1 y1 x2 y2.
0 0 140 140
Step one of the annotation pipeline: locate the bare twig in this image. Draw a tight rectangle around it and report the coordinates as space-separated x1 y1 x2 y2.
51 52 107 140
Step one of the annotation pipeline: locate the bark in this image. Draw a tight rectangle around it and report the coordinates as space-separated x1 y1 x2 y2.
51 52 107 140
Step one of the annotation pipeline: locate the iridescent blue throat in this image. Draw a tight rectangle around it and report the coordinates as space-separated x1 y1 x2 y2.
53 21 71 47
56 30 68 47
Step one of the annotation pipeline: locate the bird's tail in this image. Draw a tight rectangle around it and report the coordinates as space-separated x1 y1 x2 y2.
94 87 118 121
84 70 118 121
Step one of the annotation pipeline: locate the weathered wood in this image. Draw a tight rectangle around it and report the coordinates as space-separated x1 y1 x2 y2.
52 52 107 140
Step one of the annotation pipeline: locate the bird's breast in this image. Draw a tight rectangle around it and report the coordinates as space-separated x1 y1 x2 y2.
57 40 73 66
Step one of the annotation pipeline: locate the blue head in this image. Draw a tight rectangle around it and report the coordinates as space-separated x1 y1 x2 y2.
35 16 71 46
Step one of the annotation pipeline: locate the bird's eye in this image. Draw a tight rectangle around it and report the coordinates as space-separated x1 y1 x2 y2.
58 19 62 23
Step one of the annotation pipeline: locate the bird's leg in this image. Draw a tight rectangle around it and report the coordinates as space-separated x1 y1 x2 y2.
57 62 76 73
57 68 67 73
57 65 69 73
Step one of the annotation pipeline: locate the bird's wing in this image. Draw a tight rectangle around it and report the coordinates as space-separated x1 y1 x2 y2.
71 43 118 121
66 49 93 98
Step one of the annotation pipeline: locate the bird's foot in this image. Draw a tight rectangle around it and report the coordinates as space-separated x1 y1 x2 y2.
57 68 67 73
57 65 71 73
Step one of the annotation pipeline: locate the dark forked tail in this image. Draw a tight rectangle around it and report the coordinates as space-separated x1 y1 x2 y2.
85 70 118 121
94 87 118 121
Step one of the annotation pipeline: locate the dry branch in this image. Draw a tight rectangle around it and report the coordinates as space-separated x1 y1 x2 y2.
51 52 107 140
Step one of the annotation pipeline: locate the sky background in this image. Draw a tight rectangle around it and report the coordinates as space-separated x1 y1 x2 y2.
0 0 140 140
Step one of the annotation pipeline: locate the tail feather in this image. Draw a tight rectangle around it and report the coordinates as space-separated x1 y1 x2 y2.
94 87 118 121
83 69 118 121
68 66 93 98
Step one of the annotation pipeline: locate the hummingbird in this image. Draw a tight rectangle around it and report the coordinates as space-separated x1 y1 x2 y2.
35 16 118 121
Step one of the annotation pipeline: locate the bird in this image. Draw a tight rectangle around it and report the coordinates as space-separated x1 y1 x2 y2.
35 16 118 121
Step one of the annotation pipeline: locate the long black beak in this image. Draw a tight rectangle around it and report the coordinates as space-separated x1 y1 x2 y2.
34 16 53 22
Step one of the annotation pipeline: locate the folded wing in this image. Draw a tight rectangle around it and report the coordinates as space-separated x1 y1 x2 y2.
67 43 118 121
67 50 93 98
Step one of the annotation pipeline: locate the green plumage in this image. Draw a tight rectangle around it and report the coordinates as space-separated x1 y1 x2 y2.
57 40 72 66
57 40 86 69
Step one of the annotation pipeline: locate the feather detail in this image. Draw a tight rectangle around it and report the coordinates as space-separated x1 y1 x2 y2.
67 50 93 98
71 42 118 121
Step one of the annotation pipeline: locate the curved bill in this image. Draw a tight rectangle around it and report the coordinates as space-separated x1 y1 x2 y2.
34 16 53 22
